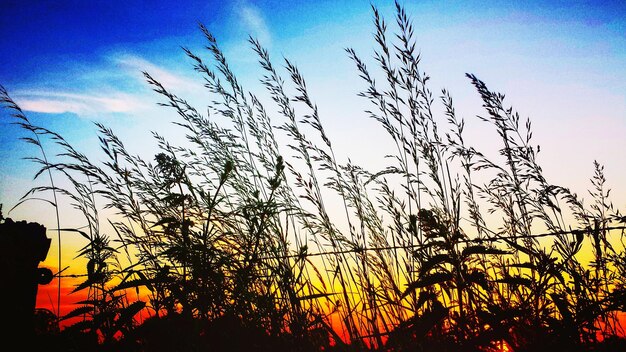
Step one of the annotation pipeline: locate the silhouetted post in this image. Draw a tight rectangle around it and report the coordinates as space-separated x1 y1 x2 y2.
0 218 52 341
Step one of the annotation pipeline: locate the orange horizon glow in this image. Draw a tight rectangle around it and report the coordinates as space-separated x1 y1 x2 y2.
35 261 626 349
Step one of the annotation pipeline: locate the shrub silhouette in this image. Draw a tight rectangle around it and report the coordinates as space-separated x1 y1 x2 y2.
0 212 51 343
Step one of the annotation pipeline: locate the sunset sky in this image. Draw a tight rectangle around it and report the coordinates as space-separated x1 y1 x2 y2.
1 0 625 317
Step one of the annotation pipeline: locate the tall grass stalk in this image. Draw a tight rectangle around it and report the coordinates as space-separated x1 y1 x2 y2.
0 86 64 319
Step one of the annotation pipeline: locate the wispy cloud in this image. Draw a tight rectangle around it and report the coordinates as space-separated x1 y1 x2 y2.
115 54 191 91
15 91 149 115
13 53 207 116
114 53 206 96
236 1 271 46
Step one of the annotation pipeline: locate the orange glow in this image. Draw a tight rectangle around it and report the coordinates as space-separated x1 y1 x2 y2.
36 272 89 327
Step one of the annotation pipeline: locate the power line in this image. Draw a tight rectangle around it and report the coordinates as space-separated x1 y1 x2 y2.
55 225 626 278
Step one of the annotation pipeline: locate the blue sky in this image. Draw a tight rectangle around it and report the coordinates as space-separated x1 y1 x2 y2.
1 0 625 229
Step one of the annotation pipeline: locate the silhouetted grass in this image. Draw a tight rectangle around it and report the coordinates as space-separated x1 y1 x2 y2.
2 2 626 351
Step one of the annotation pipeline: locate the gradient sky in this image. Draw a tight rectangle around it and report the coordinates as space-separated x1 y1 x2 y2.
1 0 626 312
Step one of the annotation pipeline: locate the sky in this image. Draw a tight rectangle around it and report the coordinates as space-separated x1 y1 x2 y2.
1 0 625 315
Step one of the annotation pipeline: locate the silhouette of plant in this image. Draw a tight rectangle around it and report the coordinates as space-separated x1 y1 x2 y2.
2 1 626 351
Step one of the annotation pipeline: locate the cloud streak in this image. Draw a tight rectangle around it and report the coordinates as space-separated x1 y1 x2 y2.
236 1 271 46
13 54 207 117
114 54 192 91
14 90 149 115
